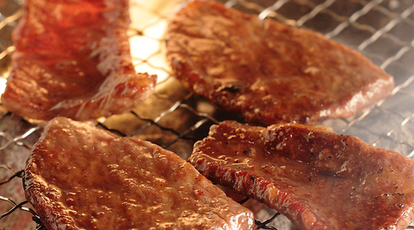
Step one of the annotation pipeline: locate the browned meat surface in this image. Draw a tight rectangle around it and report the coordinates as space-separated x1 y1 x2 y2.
189 121 414 230
166 0 394 125
24 117 254 230
1 0 156 121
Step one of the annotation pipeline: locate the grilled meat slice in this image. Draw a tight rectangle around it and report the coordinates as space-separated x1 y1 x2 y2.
189 121 414 230
24 117 254 230
166 0 394 125
1 0 156 121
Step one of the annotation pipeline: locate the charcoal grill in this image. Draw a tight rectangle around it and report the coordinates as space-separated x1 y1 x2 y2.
1 0 414 229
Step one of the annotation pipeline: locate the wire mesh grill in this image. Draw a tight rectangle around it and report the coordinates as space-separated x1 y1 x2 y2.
1 0 414 229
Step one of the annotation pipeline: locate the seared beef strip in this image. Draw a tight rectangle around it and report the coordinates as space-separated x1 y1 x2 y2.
189 121 414 230
1 0 156 121
166 0 394 125
24 117 254 230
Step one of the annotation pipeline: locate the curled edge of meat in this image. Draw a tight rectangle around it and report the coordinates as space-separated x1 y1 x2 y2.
1 70 157 122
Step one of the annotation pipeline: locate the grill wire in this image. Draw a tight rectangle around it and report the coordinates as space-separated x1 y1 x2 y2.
1 0 414 229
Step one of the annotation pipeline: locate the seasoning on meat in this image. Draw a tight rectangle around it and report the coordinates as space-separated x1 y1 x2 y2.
24 117 254 230
166 0 394 125
189 121 414 230
1 0 157 121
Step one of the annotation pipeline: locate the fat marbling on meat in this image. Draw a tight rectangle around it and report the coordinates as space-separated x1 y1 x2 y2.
166 0 394 125
24 117 254 230
189 121 414 230
1 0 156 121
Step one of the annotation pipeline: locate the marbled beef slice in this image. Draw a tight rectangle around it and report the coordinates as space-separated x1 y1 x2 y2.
2 0 156 121
189 121 414 230
166 0 394 125
24 117 254 230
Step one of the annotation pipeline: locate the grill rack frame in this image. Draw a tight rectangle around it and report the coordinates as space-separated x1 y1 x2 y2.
1 0 414 229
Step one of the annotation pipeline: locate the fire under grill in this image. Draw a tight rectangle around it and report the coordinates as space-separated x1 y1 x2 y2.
1 0 414 229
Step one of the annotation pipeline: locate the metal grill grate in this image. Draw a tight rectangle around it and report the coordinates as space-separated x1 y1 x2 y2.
1 0 414 229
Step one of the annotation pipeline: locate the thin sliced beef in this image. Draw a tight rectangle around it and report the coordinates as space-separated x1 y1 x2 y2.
24 117 254 230
1 0 156 121
166 0 394 125
189 121 414 230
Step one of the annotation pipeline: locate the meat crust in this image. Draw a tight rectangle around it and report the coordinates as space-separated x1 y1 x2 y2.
24 117 254 230
189 121 414 230
166 0 394 125
1 0 157 121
